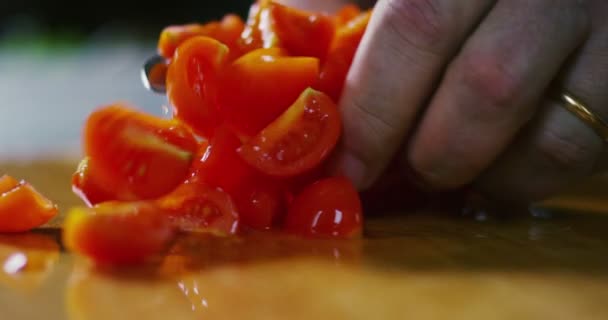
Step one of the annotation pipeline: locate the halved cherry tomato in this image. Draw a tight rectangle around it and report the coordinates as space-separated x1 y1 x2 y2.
0 176 58 233
239 0 278 53
84 104 198 200
238 88 340 177
158 14 245 60
218 48 320 136
284 177 362 238
269 2 335 60
166 36 230 138
187 126 255 193
63 201 175 265
72 157 116 206
335 4 361 26
234 179 284 230
156 183 240 235
315 10 371 102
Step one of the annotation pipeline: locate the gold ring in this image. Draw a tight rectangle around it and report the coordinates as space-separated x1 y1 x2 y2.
558 91 608 143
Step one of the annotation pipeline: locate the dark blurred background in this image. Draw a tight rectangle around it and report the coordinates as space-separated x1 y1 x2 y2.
0 1 252 41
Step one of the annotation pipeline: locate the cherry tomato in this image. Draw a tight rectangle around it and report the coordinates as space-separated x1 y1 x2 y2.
72 157 116 206
156 183 240 235
187 126 255 194
335 4 361 26
0 176 58 233
238 88 341 177
284 177 363 238
239 0 278 53
158 14 245 59
315 10 371 102
84 104 198 200
269 2 335 60
234 179 284 230
166 36 230 138
63 201 175 265
218 48 320 136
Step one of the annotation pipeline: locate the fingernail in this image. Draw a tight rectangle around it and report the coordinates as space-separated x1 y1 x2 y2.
335 153 368 189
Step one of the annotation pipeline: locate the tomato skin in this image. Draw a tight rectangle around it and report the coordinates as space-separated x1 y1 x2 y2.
234 179 284 230
335 4 361 26
63 202 175 265
218 48 320 137
156 182 240 235
166 36 230 138
72 157 116 206
239 0 278 53
269 2 335 60
315 10 371 102
84 104 197 200
158 14 245 60
238 88 341 177
0 177 58 233
284 177 363 238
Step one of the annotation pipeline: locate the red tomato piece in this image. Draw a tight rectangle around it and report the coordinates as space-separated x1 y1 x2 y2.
158 14 245 59
0 176 58 233
218 48 320 137
315 10 371 102
234 179 284 230
72 157 116 206
238 88 341 177
284 177 363 238
269 2 335 60
156 183 240 235
335 4 361 26
63 201 175 265
239 0 278 53
166 36 230 138
84 104 198 200
188 126 255 193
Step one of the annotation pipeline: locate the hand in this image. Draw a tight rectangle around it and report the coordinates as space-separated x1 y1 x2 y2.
315 0 605 207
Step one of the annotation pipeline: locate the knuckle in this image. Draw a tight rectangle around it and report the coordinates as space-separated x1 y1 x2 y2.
382 0 452 57
456 51 524 114
534 125 599 172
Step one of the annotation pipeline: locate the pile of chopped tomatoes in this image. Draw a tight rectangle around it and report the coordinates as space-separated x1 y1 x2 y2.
61 1 373 265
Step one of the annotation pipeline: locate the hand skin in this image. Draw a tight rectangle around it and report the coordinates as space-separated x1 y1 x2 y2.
281 0 608 207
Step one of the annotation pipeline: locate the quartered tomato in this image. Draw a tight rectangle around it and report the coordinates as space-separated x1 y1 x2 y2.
284 177 362 238
0 176 58 233
158 14 245 60
72 157 115 206
269 2 335 60
218 48 320 137
84 104 198 200
63 201 175 265
188 126 254 193
0 175 58 233
157 182 240 235
315 10 371 102
166 36 230 138
238 88 341 177
239 0 277 53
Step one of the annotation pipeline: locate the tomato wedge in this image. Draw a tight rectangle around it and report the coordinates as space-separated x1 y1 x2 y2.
63 201 175 265
284 177 362 238
158 14 245 59
269 2 335 60
156 183 240 235
239 0 278 53
238 88 340 177
72 157 116 206
218 48 320 137
0 176 58 233
234 179 284 230
84 104 197 200
166 36 230 138
315 10 371 102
